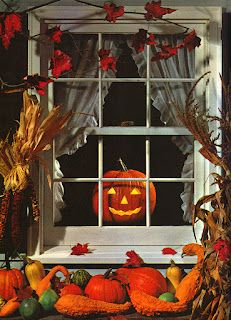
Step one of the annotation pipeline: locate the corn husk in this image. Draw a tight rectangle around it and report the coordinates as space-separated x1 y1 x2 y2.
0 91 72 193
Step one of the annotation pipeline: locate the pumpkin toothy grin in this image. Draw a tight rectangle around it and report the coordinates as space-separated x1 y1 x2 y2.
109 207 142 216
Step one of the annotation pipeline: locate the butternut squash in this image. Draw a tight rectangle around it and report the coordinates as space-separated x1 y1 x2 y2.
24 257 46 291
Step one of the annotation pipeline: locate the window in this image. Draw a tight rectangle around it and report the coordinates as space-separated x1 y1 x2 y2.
28 5 221 264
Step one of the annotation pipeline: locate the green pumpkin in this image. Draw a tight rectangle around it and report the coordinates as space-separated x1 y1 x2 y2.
39 288 59 312
72 269 92 289
158 292 178 302
19 298 41 320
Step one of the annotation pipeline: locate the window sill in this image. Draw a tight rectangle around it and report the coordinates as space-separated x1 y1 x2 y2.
29 245 197 265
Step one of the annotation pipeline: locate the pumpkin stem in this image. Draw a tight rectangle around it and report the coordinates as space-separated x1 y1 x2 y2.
118 158 128 171
170 259 176 267
104 268 113 279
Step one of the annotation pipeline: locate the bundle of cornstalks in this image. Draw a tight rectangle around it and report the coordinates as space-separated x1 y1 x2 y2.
177 74 231 320
0 91 72 251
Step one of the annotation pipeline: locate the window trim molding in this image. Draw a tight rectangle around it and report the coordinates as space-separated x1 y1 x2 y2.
27 5 222 263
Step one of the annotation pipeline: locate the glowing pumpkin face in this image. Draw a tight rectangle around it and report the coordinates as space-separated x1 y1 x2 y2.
92 169 156 224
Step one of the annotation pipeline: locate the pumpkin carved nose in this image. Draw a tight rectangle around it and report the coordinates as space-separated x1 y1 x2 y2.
121 195 128 205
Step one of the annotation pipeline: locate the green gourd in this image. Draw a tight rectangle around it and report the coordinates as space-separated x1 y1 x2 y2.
19 298 41 320
158 292 178 302
72 269 92 289
39 288 59 312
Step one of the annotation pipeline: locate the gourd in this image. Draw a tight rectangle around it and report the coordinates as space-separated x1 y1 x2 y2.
85 268 127 304
35 265 69 297
38 288 59 312
159 292 178 302
92 159 156 224
60 283 82 296
24 257 46 291
175 243 204 302
71 269 92 289
128 243 204 317
0 268 25 300
130 290 188 316
19 297 41 320
0 297 20 317
54 294 132 317
166 260 182 294
128 267 167 297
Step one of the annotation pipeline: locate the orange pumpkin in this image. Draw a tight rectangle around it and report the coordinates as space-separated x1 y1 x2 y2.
85 269 127 304
0 268 25 300
92 163 156 224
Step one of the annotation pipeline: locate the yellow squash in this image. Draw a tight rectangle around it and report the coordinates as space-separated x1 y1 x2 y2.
166 259 182 294
24 257 46 291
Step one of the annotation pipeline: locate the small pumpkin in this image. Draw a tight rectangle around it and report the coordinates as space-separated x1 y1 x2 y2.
92 159 156 224
85 268 127 304
39 288 59 312
128 267 167 297
60 283 82 296
0 268 25 300
72 269 92 289
19 297 41 320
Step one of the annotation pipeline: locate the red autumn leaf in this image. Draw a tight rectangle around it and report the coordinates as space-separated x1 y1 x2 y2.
146 33 156 46
213 239 231 262
182 30 201 52
162 247 177 255
132 29 147 53
49 50 72 78
47 25 63 43
23 74 53 95
103 3 125 23
98 48 111 59
151 44 178 61
16 286 33 301
123 250 144 267
144 1 176 20
98 49 117 72
0 13 22 49
71 243 90 255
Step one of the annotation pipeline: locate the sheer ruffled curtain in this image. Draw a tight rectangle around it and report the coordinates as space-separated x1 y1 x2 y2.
128 36 194 222
54 36 117 222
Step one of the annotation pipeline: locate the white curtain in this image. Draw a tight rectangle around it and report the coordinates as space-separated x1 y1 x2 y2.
54 35 117 222
127 35 194 222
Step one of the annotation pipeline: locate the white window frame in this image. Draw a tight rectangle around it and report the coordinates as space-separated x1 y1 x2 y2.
27 5 222 265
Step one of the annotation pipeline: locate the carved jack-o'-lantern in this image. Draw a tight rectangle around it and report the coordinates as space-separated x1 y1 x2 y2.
92 161 156 224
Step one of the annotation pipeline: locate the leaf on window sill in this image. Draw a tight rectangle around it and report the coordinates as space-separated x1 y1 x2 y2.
70 243 90 255
162 247 177 255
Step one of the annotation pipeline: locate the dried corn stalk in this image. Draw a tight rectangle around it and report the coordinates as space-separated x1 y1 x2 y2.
176 73 231 320
0 91 72 244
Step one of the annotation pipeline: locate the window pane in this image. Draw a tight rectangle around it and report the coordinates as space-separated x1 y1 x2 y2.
57 135 98 178
150 136 193 178
151 182 193 226
55 182 98 226
55 33 99 78
103 136 145 173
149 35 195 79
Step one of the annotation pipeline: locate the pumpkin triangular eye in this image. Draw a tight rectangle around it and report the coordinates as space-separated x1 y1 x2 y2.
130 188 141 195
108 187 116 194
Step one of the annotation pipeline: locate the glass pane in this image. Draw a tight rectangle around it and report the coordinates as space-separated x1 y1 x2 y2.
55 182 98 226
150 136 193 178
151 182 193 226
55 33 99 78
103 34 146 127
149 34 195 79
103 136 145 173
57 136 98 178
